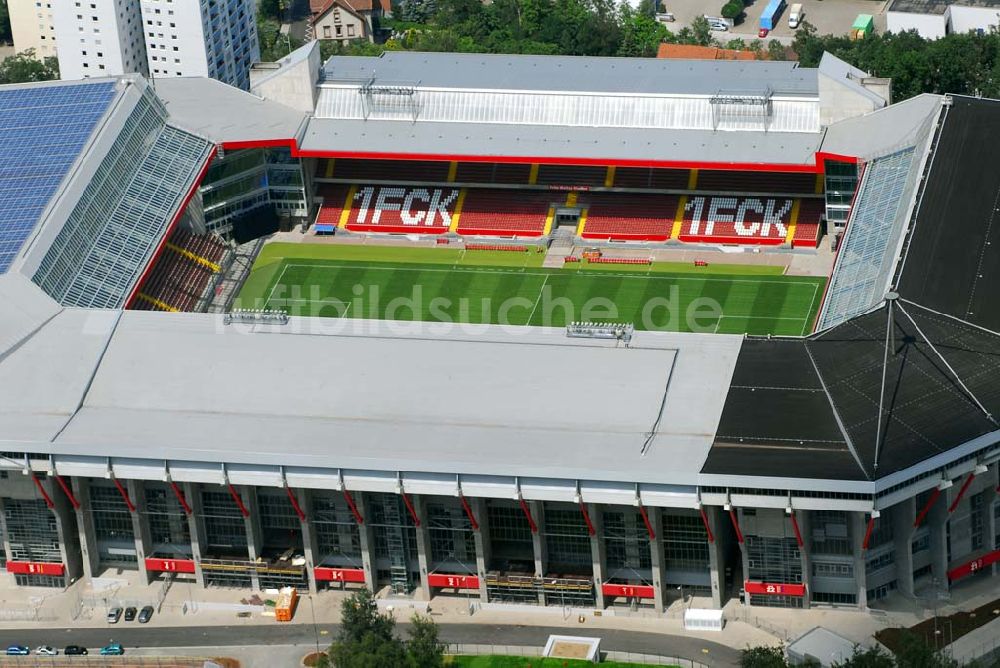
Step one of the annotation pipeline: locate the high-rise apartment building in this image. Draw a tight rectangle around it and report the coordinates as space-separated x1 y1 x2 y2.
52 0 148 80
53 0 260 90
8 0 59 59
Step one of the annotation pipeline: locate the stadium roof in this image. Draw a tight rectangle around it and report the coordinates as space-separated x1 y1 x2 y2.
0 312 742 487
320 52 819 97
154 77 309 146
299 119 825 168
704 95 1000 483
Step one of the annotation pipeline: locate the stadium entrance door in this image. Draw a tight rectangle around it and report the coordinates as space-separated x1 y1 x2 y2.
555 208 581 227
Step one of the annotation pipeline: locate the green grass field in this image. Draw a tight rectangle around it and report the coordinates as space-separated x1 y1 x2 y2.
236 244 825 336
446 656 679 668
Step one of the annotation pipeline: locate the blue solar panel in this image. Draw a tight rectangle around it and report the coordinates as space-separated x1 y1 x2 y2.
0 81 117 273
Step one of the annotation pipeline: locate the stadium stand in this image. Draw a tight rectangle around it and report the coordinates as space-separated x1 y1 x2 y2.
455 189 554 237
696 170 820 194
791 198 826 248
676 195 821 246
320 158 451 183
340 184 461 234
536 164 608 187
314 184 351 233
131 229 229 312
578 193 679 242
454 162 534 185
612 167 690 190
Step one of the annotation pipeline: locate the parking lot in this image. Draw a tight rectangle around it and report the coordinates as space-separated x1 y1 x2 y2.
661 0 890 43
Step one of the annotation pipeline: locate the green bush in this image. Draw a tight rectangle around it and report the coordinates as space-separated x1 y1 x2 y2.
721 2 744 20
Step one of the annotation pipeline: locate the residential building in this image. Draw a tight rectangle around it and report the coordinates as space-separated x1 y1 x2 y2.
51 0 148 79
7 0 58 59
310 0 389 44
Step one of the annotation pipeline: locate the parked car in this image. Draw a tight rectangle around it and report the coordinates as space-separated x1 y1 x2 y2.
100 643 124 656
138 605 154 624
107 606 123 623
758 27 770 37
124 606 138 622
5 645 30 656
35 646 58 655
64 645 88 655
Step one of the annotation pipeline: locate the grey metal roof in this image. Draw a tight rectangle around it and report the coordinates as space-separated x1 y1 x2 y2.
0 310 741 486
821 93 941 161
154 77 309 145
300 118 824 166
321 52 819 97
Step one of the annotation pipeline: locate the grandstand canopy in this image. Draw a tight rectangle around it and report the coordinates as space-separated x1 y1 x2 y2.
321 52 819 97
705 95 1000 483
0 79 118 273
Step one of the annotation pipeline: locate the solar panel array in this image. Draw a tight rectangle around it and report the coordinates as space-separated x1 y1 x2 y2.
0 81 117 273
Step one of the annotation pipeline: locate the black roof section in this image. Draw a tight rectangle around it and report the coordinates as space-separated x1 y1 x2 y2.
897 96 1000 333
704 96 1000 483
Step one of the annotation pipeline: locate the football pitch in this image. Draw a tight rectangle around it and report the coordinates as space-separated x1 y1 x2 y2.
237 244 826 336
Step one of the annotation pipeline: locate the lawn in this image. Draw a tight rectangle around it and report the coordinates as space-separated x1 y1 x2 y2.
446 657 679 668
236 244 824 336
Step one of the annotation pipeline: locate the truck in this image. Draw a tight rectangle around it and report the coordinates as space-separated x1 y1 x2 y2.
759 0 786 31
788 3 803 28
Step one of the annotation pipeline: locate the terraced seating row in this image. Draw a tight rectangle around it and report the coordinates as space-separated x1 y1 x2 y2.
131 229 229 312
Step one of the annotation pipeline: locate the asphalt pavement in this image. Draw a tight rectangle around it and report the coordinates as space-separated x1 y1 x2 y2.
0 622 741 666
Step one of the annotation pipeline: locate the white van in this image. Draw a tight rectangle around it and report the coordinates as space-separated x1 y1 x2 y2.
788 3 803 28
703 15 731 31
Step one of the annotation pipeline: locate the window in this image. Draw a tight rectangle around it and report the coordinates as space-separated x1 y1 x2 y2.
323 25 331 38
347 25 355 37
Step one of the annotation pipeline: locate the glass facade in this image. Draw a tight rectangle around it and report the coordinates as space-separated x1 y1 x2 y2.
89 484 137 566
824 160 859 230
817 147 918 331
32 87 211 308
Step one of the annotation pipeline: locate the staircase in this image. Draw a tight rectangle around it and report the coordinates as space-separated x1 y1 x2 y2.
382 497 412 595
544 229 576 268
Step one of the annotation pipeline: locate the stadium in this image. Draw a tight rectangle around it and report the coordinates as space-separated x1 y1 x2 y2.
0 42 998 616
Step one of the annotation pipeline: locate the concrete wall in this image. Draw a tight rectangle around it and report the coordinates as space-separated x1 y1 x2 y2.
886 10 949 38
950 5 1000 34
8 0 58 59
251 42 321 114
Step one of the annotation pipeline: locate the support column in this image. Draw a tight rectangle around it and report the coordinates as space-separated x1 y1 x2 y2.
851 512 869 610
708 508 725 609
927 488 950 588
412 494 431 600
893 498 917 599
128 480 153 585
530 501 546 605
472 498 491 604
588 503 606 609
297 488 318 595
353 493 377 592
184 483 206 588
242 486 263 590
0 497 12 565
647 506 666 614
798 510 813 610
50 480 83 586
70 478 99 580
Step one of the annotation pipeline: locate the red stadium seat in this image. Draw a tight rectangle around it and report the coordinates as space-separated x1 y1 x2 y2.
455 189 553 237
579 193 678 242
131 229 228 312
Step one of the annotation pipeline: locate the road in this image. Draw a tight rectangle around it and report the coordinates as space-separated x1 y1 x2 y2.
0 622 740 666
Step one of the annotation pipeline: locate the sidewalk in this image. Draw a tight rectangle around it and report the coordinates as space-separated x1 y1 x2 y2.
0 570 995 658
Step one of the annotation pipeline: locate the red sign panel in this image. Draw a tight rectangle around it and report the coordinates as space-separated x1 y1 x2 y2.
6 561 65 576
144 557 196 574
345 185 459 234
314 567 366 583
427 573 480 590
601 583 656 599
744 580 806 597
947 548 1000 581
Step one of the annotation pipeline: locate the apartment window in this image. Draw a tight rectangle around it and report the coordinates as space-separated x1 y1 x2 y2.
323 25 331 38
347 25 355 37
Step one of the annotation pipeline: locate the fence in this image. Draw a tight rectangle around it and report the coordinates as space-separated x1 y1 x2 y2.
446 643 711 668
0 608 57 622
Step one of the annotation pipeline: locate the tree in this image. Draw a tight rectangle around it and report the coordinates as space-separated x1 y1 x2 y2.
741 645 789 668
0 50 59 85
767 38 787 60
721 2 744 22
890 630 958 668
834 646 895 668
407 613 446 668
618 5 670 57
684 16 715 47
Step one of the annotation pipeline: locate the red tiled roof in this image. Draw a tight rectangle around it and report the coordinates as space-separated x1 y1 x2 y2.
656 43 762 61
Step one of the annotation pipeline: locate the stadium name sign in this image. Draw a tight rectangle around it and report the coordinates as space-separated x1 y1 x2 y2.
683 196 794 240
352 185 460 229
